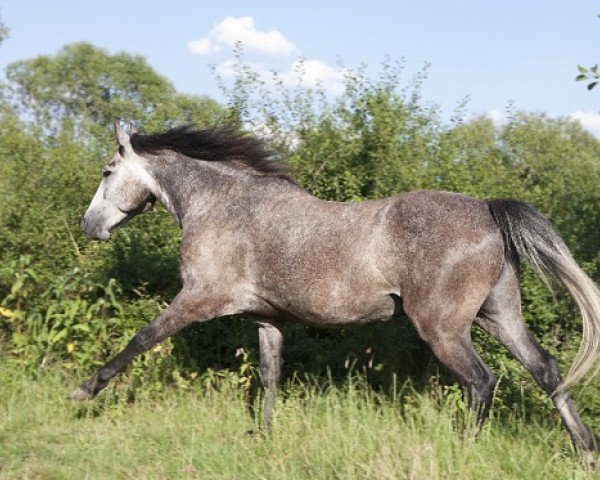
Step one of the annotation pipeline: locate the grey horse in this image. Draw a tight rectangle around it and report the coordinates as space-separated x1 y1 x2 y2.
72 123 600 457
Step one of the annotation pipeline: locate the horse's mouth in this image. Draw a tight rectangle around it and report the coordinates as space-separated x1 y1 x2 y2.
106 196 156 236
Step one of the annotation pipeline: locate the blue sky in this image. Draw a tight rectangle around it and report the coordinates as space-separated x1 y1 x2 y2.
2 1 600 134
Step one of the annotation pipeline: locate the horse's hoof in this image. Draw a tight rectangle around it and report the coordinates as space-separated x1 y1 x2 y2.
68 386 94 401
245 429 267 439
580 449 597 470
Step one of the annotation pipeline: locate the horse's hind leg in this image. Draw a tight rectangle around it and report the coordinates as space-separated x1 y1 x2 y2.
258 322 283 432
406 298 497 421
477 262 599 453
419 326 498 423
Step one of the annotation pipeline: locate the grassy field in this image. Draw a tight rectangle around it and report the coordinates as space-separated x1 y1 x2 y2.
0 365 598 480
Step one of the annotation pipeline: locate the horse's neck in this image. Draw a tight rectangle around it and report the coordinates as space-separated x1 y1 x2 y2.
142 157 212 228
145 157 306 229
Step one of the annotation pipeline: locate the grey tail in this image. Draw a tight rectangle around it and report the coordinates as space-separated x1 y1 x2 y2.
487 198 600 391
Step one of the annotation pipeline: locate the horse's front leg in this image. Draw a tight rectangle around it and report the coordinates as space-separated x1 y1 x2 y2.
257 322 283 431
69 289 226 400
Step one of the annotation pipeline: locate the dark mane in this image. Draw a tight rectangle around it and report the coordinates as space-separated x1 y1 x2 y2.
130 125 295 183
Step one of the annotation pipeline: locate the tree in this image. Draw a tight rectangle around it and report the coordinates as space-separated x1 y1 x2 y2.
0 10 8 45
4 42 223 139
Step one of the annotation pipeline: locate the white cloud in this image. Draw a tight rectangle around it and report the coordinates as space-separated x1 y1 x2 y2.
279 59 347 95
189 16 345 96
214 58 265 79
187 37 222 56
214 57 347 96
214 58 237 77
486 109 506 125
570 111 600 138
188 16 296 57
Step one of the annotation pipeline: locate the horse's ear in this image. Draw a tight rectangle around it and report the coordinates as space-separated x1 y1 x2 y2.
114 121 132 147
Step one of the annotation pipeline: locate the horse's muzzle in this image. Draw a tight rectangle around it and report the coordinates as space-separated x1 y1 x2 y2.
80 215 110 240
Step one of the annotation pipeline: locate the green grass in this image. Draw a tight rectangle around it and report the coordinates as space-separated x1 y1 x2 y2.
0 366 597 480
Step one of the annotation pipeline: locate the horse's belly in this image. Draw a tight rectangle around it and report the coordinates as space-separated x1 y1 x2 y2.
287 293 397 327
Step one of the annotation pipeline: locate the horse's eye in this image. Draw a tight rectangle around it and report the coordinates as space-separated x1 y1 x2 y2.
118 145 125 157
102 168 112 178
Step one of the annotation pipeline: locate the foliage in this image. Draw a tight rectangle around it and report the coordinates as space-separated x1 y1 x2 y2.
0 9 7 45
575 13 600 92
2 42 600 425
576 63 600 91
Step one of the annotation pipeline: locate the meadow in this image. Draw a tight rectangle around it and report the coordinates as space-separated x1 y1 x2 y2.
0 363 595 480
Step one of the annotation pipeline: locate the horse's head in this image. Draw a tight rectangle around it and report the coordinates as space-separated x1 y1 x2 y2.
81 123 156 240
